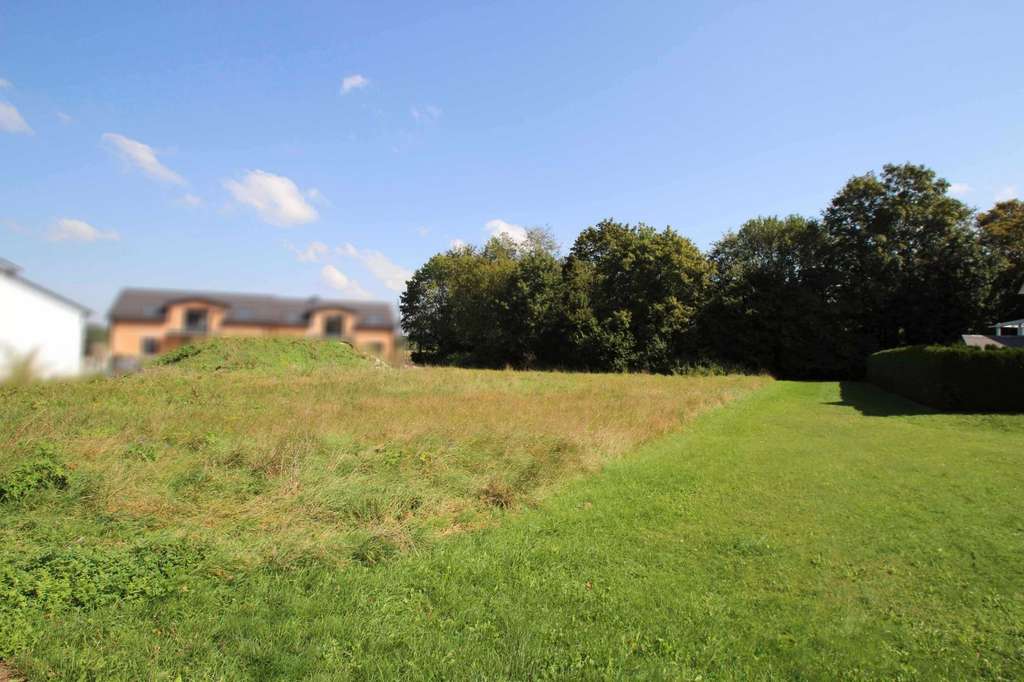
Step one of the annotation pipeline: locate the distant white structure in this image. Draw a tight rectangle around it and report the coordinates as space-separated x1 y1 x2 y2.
993 318 1024 336
0 258 90 379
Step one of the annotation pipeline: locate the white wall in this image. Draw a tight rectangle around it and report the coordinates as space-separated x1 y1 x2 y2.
0 273 85 379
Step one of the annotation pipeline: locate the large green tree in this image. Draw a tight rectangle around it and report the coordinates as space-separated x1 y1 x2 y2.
400 230 562 367
560 220 711 373
821 163 989 362
700 215 847 377
978 199 1024 323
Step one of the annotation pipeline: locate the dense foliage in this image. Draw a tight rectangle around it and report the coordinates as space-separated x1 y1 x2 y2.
867 345 1024 412
401 164 1023 377
978 199 1024 322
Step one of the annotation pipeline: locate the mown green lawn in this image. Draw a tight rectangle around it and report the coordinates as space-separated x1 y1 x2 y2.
5 380 1024 679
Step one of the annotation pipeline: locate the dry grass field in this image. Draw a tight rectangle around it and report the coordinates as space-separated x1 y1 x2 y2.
1 341 767 566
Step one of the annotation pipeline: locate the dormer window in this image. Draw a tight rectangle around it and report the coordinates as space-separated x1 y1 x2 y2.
185 308 208 332
324 314 343 337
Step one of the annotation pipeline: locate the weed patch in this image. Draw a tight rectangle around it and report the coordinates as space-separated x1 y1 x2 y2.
0 446 70 503
0 540 202 657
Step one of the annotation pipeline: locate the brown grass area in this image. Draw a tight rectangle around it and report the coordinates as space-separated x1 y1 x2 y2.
0 365 769 563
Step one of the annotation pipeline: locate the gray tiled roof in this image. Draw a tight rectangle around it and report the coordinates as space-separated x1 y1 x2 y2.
109 288 395 330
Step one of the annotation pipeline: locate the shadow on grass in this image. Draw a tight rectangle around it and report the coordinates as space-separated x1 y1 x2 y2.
826 381 935 417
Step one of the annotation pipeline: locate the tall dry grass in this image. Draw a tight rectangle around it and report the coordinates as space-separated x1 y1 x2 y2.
0 365 769 563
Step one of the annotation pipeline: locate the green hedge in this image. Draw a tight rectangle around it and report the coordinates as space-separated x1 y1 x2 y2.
867 345 1024 412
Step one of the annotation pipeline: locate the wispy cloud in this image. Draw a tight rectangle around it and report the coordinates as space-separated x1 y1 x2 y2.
224 170 319 227
485 218 528 244
340 74 369 95
2 219 30 235
337 243 412 292
995 185 1018 202
180 193 203 207
321 264 372 298
411 105 442 122
289 241 328 263
450 238 467 249
306 187 331 206
948 182 971 196
0 101 32 134
102 133 185 184
48 218 119 242
56 111 73 124
0 78 11 89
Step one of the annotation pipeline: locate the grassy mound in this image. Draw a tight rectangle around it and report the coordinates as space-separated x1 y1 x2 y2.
152 337 369 371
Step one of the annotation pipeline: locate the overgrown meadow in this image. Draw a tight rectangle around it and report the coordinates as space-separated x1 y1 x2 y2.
0 339 766 674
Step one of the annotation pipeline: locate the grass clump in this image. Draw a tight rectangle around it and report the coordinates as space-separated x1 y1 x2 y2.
152 337 368 372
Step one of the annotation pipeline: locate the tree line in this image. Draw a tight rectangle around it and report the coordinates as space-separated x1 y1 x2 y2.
400 163 1024 378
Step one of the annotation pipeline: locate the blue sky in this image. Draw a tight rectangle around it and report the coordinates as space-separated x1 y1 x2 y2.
2 1 1022 320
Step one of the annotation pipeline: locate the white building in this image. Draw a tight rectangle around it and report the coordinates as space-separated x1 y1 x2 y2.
0 258 90 379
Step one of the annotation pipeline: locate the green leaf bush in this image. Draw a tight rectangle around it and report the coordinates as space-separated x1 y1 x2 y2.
867 345 1024 412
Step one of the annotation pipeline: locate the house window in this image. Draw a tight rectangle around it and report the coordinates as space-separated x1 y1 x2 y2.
324 315 344 337
184 308 208 332
360 314 388 327
141 338 159 355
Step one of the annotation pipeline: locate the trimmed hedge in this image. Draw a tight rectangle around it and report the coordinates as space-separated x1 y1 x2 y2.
867 345 1024 413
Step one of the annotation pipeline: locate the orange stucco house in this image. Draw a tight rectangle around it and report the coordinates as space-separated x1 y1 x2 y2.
108 288 396 363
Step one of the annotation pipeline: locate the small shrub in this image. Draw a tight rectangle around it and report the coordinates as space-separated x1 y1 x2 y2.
0 446 71 502
867 345 1024 412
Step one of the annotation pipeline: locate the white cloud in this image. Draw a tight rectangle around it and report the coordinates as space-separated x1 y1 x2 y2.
223 170 319 226
995 185 1018 202
450 238 467 249
56 111 73 124
484 218 528 243
416 226 430 237
321 264 372 298
340 74 369 95
180 193 203 207
0 101 32 134
0 79 11 89
48 218 119 242
336 243 412 292
291 241 328 262
411 105 442 121
102 133 184 184
948 182 971 196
